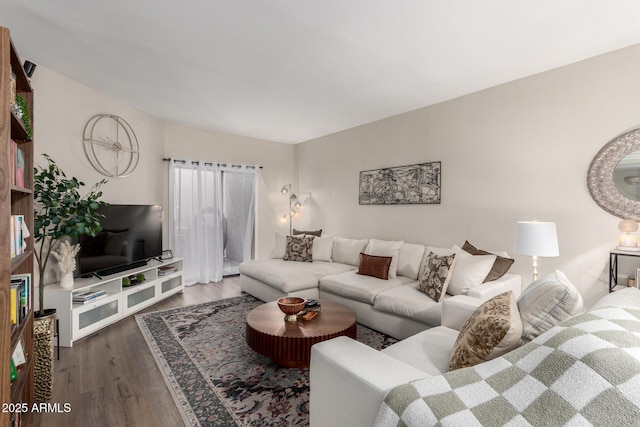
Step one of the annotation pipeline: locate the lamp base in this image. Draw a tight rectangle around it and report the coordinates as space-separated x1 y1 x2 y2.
617 245 640 252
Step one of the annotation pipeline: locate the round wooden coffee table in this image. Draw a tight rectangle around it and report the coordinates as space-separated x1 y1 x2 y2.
245 300 357 368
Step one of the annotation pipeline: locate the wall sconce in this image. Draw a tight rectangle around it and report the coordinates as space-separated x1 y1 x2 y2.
617 219 640 251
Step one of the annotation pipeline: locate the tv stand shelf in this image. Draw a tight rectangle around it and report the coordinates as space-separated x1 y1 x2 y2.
44 259 184 347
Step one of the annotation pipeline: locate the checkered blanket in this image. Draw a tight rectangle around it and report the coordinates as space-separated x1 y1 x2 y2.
375 307 640 426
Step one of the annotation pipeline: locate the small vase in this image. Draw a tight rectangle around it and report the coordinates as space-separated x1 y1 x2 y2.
59 272 74 289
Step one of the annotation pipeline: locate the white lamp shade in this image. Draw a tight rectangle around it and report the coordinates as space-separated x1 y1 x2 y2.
514 221 559 257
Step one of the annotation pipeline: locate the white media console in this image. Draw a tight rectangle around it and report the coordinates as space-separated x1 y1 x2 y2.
44 258 184 347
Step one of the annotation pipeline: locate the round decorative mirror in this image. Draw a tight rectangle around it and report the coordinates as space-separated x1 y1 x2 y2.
587 128 640 220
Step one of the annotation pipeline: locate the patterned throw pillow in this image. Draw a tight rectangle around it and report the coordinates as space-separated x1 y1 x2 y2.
417 252 456 302
283 235 314 262
449 291 522 371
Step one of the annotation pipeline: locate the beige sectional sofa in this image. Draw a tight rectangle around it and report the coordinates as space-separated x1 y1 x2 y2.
239 234 522 340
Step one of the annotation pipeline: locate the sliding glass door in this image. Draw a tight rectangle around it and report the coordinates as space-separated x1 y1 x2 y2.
170 160 256 285
222 169 255 276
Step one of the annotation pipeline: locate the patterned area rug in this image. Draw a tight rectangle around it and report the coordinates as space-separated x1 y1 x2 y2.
135 294 397 426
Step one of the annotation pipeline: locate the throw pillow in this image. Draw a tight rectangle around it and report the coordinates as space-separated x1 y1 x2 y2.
461 240 515 282
446 245 496 295
417 252 456 302
517 270 584 345
357 253 392 280
270 232 288 258
312 235 334 262
283 235 314 262
396 243 426 281
332 237 369 266
364 239 404 279
425 246 454 256
293 228 322 237
449 291 522 371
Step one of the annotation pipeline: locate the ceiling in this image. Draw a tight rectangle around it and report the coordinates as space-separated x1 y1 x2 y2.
4 1 640 144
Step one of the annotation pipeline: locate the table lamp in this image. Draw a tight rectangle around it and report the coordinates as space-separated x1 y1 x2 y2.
514 221 559 282
617 219 640 251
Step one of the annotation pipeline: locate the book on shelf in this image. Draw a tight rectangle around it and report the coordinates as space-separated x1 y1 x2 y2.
10 214 23 258
73 289 107 303
9 140 25 188
73 293 107 305
158 266 178 276
15 144 24 187
9 284 20 326
11 273 31 322
9 214 28 258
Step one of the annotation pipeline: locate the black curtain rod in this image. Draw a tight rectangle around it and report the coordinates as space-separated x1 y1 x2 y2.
162 157 263 169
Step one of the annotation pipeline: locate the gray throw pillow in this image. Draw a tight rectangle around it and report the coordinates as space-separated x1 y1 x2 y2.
292 228 322 237
517 270 584 345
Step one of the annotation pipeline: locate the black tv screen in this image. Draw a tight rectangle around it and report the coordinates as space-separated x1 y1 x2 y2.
76 204 163 277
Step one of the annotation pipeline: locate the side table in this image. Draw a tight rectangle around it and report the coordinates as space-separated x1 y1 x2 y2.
609 248 640 292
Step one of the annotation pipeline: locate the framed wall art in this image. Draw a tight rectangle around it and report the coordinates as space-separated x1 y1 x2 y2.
359 161 441 205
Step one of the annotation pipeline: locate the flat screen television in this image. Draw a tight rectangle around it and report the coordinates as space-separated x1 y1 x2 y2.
76 204 163 277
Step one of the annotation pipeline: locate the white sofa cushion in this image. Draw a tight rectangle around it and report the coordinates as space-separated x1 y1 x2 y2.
239 259 355 293
332 237 369 267
365 239 404 279
447 245 496 295
319 270 410 304
270 232 288 258
381 326 459 375
373 283 449 327
591 287 640 310
396 243 426 280
312 235 334 262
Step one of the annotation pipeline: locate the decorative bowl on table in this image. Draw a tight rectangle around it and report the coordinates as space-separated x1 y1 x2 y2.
277 297 306 322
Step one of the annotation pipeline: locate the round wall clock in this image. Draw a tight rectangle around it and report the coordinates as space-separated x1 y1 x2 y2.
82 114 140 178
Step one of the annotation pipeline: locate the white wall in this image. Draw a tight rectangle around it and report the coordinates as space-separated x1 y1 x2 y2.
295 44 640 307
32 65 166 206
33 42 640 306
31 66 294 287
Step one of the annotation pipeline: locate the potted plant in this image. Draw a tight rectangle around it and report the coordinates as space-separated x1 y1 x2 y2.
33 153 108 314
32 153 107 401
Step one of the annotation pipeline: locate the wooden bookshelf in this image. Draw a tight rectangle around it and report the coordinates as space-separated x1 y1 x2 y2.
1 27 35 427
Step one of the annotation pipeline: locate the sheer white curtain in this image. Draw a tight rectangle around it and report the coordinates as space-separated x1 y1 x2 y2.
169 160 224 285
222 168 257 268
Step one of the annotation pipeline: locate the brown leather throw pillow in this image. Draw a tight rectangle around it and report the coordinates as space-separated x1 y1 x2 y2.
357 252 392 280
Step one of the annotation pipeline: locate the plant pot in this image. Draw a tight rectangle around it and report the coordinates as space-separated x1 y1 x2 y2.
34 308 56 402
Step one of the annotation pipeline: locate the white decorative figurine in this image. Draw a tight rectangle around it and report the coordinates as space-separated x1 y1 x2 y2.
52 240 81 289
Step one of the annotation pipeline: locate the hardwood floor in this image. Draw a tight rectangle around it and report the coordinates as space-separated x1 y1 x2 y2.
31 276 243 427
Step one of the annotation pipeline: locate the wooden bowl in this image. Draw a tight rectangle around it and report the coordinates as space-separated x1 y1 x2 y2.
277 297 306 321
